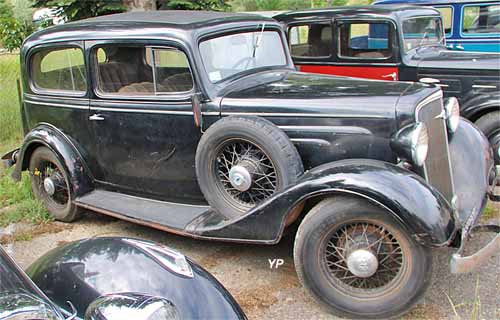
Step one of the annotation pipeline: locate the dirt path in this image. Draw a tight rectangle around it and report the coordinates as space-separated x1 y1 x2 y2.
2 204 500 319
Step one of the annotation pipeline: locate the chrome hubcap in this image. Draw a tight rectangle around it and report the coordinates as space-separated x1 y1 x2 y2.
229 165 253 191
43 177 56 196
346 249 379 278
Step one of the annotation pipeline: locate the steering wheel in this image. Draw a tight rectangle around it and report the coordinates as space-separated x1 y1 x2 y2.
232 56 254 70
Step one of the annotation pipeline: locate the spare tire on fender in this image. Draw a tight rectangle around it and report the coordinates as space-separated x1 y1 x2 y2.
195 116 304 219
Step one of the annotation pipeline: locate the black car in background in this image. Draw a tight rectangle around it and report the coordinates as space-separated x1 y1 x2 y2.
0 237 245 320
275 6 500 164
1 10 499 319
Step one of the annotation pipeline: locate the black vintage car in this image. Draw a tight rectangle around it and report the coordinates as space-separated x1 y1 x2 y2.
275 6 500 164
2 10 499 318
0 237 245 319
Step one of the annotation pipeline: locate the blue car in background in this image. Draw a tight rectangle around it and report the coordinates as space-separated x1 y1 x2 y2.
374 0 500 52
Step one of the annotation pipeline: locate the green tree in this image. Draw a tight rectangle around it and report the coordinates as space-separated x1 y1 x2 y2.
32 0 126 22
0 0 13 19
157 0 230 11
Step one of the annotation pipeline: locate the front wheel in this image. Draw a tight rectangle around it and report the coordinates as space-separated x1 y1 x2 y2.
294 197 432 319
475 111 500 165
29 146 82 222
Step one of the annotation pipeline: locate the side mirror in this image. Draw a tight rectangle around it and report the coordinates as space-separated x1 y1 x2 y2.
85 293 179 320
192 92 203 129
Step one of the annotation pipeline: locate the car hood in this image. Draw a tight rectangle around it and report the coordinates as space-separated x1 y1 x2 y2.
408 47 500 71
219 70 414 118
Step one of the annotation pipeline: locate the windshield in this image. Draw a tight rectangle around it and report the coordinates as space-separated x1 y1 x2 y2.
199 30 287 83
402 17 444 52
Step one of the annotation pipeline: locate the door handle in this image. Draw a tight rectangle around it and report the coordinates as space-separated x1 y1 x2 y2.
89 114 104 121
381 72 397 81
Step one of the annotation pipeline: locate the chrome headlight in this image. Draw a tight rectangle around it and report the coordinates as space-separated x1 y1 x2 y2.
390 122 429 167
444 97 460 133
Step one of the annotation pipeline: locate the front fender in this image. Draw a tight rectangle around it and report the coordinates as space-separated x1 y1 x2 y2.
13 123 93 198
460 90 499 121
195 159 457 247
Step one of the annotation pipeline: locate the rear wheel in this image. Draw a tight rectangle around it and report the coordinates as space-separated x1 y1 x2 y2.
29 146 82 222
475 111 500 165
294 197 432 319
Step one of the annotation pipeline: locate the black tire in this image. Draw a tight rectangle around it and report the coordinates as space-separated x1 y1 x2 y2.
475 111 500 164
294 197 432 319
29 146 82 222
196 116 303 219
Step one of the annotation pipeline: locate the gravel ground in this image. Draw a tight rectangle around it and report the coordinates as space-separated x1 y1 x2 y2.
2 202 499 319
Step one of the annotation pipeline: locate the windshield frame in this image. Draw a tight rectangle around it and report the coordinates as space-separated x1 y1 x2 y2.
197 25 292 85
400 15 446 53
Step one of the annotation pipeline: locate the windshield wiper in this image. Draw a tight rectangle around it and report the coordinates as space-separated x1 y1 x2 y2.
252 23 266 58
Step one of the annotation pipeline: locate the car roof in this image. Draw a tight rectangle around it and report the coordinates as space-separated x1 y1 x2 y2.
78 10 274 27
274 5 440 23
23 10 277 52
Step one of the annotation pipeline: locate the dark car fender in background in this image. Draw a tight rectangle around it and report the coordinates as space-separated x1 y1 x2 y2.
193 159 457 247
460 91 500 121
11 123 93 197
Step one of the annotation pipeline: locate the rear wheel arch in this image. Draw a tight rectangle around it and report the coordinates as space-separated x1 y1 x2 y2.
15 125 94 197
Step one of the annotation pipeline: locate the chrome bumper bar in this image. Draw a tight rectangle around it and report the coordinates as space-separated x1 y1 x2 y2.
451 165 499 273
451 225 500 273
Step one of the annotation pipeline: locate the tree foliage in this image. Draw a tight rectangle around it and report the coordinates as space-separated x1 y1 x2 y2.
32 0 126 22
230 0 349 11
157 0 230 11
0 0 13 19
0 18 35 51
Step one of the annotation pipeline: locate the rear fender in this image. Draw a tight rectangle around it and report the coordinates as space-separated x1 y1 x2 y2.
13 123 93 197
460 91 499 121
195 159 457 247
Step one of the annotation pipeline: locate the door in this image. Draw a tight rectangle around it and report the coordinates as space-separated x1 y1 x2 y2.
25 43 92 161
88 42 204 204
290 20 400 81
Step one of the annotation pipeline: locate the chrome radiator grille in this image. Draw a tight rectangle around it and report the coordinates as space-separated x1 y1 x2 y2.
416 92 455 202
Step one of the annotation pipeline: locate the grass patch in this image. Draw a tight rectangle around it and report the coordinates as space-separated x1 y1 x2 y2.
482 203 500 220
0 53 23 146
0 53 49 227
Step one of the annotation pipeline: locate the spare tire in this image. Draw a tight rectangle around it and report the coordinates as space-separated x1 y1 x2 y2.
196 116 304 219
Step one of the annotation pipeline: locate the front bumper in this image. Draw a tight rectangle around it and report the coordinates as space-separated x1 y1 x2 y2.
450 165 500 274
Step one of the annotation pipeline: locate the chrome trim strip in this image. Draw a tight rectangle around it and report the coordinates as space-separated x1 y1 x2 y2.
90 99 188 106
472 85 497 89
89 106 193 115
24 99 88 110
415 91 443 121
24 93 88 102
201 111 220 116
279 125 372 134
221 112 389 119
290 138 331 146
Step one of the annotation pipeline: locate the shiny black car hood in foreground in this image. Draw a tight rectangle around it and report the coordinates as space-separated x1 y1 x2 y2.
0 246 63 319
1 237 245 320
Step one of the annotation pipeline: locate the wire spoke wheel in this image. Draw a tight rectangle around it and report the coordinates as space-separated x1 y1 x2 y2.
215 138 279 208
323 221 405 294
32 160 70 208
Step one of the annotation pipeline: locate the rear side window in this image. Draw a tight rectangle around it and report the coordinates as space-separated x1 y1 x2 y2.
95 45 193 96
436 7 453 35
338 22 391 59
462 4 500 35
31 47 86 93
289 23 332 57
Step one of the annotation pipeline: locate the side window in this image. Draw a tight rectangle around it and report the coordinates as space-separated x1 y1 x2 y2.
338 22 392 59
436 7 453 35
463 4 500 35
289 23 332 57
95 45 192 96
31 47 86 93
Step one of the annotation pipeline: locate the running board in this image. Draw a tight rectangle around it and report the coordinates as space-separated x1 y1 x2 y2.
74 190 215 232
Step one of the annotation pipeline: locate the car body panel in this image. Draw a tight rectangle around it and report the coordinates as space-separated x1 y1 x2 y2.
26 237 246 319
